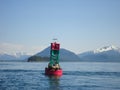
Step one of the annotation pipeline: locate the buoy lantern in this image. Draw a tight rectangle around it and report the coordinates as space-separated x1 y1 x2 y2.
45 41 62 76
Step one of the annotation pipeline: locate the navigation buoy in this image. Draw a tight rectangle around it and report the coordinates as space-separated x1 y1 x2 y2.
45 40 62 76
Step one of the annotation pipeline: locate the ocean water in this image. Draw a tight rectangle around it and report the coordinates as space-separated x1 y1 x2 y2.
0 62 120 90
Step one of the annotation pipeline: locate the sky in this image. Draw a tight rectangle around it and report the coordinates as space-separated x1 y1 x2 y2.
0 0 120 54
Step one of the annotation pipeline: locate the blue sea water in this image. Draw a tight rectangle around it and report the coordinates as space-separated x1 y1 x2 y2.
0 62 120 90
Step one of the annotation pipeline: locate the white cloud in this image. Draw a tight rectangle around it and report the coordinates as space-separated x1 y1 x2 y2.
0 43 46 55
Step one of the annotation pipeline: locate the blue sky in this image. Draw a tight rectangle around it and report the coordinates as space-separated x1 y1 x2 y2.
0 0 120 54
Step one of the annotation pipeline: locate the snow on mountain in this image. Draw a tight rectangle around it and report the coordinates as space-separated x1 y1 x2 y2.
78 45 120 62
11 52 31 58
0 52 31 60
94 45 119 53
1 45 120 62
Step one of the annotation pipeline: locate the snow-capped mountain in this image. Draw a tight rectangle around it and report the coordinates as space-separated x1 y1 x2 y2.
0 52 31 60
78 45 120 62
1 45 120 62
94 45 119 53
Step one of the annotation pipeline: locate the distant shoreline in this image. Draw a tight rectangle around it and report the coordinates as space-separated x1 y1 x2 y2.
0 60 120 63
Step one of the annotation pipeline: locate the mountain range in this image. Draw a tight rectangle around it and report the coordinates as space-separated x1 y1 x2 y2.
78 45 120 62
0 45 120 62
0 52 30 61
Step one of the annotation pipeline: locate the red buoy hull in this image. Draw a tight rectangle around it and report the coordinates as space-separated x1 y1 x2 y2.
45 68 63 76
